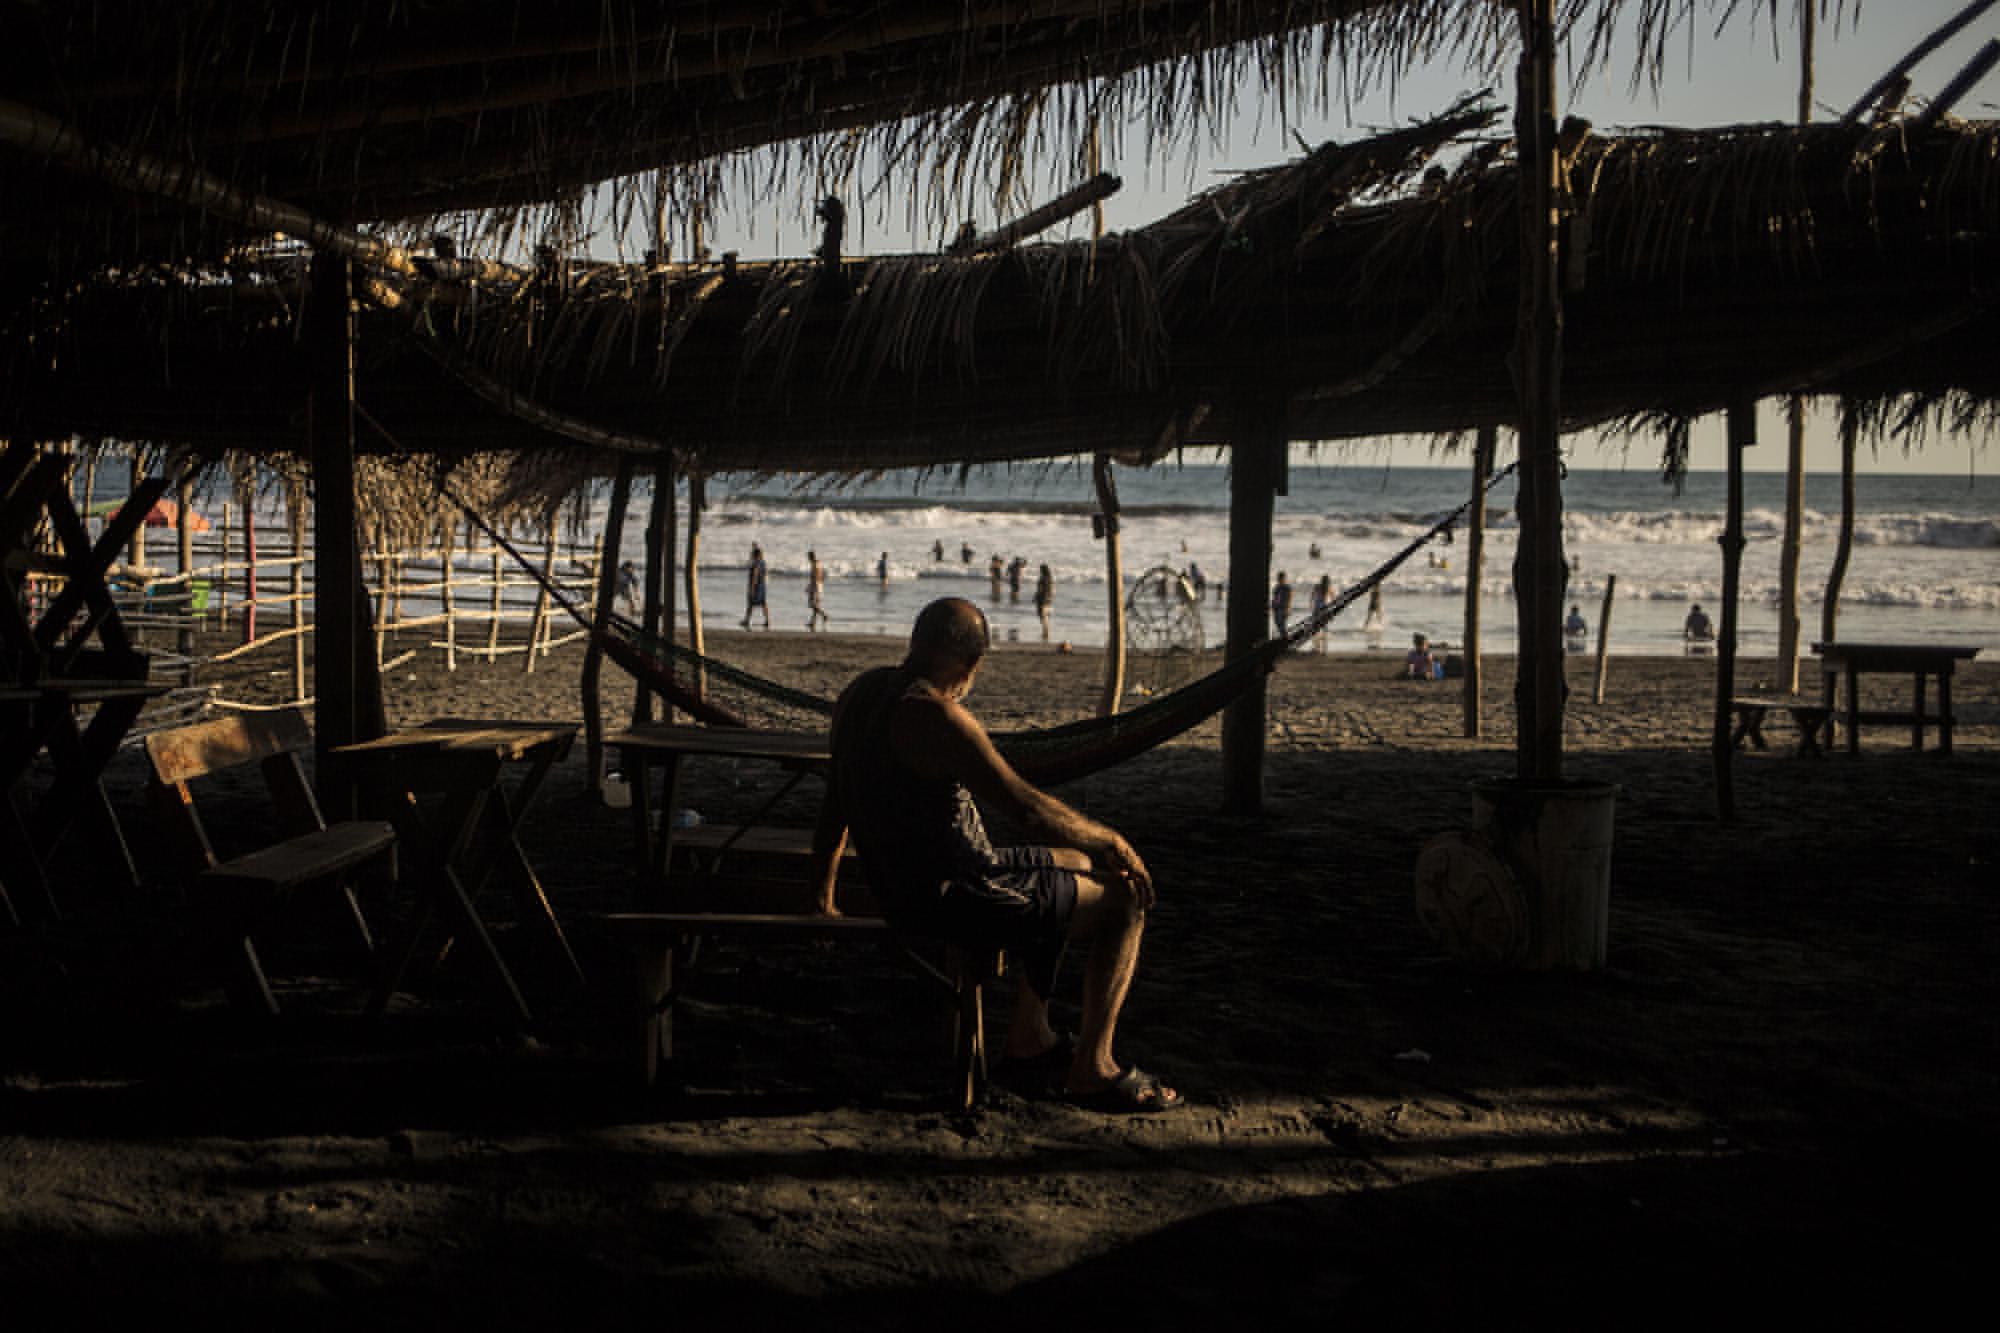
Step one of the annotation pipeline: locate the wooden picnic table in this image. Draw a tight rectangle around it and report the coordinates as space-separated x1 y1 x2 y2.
335 718 583 1023
606 722 831 890
1813 642 1983 756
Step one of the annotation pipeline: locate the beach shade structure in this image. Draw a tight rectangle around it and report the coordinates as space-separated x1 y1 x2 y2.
7 3 2000 821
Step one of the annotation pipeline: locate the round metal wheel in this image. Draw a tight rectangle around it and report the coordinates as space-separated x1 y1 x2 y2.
1125 565 1205 695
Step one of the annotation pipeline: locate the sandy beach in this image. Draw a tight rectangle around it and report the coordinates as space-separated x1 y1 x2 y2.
4 627 1997 1326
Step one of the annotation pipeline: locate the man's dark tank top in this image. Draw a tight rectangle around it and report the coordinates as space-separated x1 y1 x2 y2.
832 666 996 910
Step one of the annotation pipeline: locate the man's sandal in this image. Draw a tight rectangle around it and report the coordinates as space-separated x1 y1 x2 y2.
1062 1065 1183 1113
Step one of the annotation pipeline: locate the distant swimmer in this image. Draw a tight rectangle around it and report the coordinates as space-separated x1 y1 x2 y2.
1007 555 1026 602
1564 603 1587 650
961 541 975 564
1309 543 1321 561
1683 603 1715 650
988 553 1004 601
877 551 890 587
933 539 945 562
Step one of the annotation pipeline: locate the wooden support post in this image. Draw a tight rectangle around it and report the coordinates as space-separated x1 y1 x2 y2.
1822 407 1858 646
1093 454 1126 719
1463 424 1496 738
1591 573 1617 705
308 250 369 815
1714 400 1755 824
685 472 706 701
634 461 672 726
584 458 635 797
1510 0 1568 781
1221 405 1283 815
1777 397 1805 693
127 455 145 569
662 455 678 723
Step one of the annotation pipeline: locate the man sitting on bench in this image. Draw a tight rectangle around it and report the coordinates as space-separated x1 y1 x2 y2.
815 597 1181 1113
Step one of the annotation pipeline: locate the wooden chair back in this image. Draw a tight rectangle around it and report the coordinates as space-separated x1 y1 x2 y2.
144 708 325 872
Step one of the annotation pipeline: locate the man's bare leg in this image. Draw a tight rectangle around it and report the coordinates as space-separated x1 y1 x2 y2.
1063 873 1146 1092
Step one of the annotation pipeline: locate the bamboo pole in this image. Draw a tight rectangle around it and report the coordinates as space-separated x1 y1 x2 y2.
1842 0 1999 123
524 514 556 673
217 502 232 626
289 496 307 700
440 515 457 672
685 473 707 701
374 530 391 665
1714 401 1755 824
176 474 195 658
954 172 1122 255
242 477 259 646
487 548 504 658
1510 0 1569 782
1093 454 1126 719
0 98 426 279
1463 424 1496 738
1591 574 1618 706
583 459 634 798
1221 406 1283 815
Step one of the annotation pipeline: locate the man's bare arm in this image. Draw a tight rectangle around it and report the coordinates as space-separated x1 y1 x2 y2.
810 790 847 917
899 693 1152 901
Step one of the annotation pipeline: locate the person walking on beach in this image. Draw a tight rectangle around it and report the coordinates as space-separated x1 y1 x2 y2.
814 597 1180 1112
742 544 770 629
807 550 829 632
1033 563 1054 641
1270 571 1293 637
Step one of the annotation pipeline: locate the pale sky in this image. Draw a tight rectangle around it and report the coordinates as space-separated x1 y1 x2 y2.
663 3 2000 476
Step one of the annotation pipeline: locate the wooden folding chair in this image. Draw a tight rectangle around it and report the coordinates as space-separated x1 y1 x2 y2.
144 708 396 1014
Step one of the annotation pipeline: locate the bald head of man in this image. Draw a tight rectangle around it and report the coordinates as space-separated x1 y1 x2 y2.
905 597 990 692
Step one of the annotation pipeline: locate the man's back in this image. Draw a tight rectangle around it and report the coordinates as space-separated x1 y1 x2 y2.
832 667 994 910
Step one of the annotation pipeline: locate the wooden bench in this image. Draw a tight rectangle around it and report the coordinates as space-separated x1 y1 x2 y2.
1728 696 1834 758
145 708 396 1014
601 907 1000 1111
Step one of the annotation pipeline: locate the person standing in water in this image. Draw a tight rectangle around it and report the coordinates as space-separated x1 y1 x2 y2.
1033 563 1055 641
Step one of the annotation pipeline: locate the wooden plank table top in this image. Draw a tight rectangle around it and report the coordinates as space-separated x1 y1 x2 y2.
335 717 578 762
607 722 831 765
1812 642 1982 671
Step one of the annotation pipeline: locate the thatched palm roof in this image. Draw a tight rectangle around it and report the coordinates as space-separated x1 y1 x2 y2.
10 101 1996 486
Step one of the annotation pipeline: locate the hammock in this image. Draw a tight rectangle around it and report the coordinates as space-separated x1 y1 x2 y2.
440 462 1515 783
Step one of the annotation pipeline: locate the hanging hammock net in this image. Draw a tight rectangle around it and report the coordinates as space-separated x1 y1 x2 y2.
443 462 1516 785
